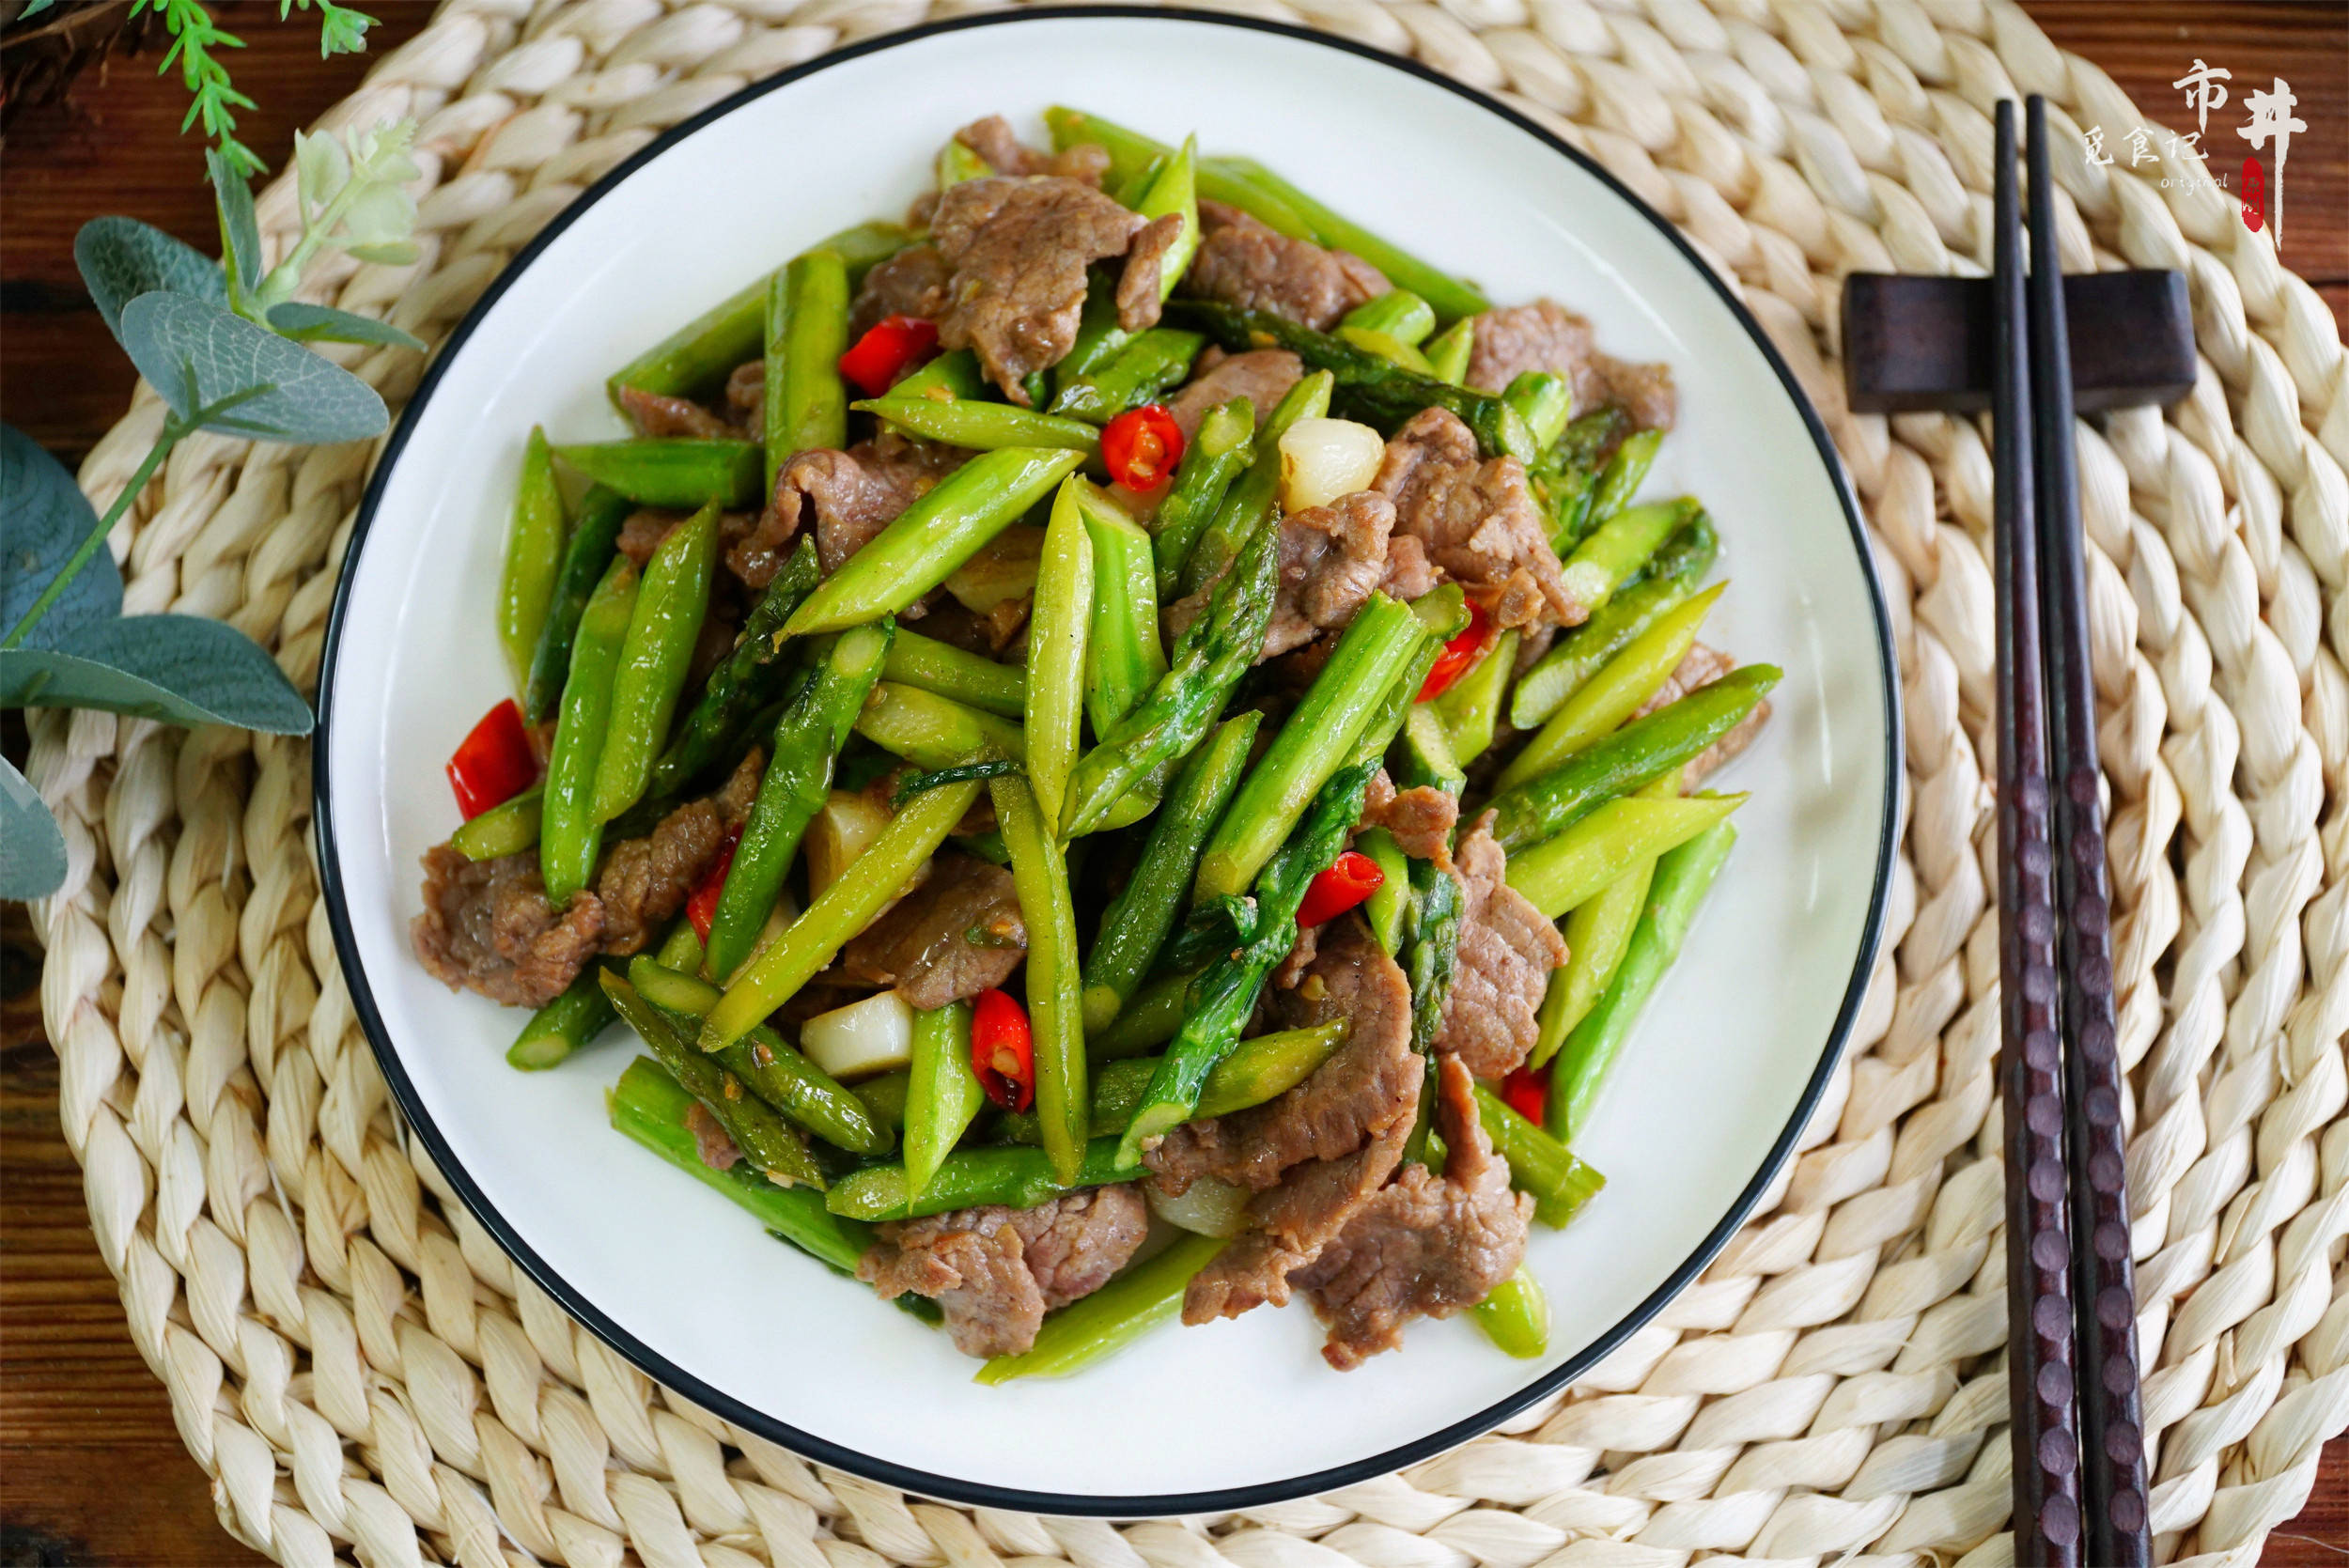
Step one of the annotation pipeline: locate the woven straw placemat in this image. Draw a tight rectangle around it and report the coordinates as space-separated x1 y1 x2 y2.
24 1 2349 1562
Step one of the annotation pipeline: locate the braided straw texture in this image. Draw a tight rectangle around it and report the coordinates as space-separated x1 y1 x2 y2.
24 0 2349 1562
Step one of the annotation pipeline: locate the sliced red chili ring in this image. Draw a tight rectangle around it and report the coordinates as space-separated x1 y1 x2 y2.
446 698 538 820
838 315 940 397
1295 848 1387 927
685 828 742 944
1419 600 1495 701
971 986 1035 1112
1100 403 1184 491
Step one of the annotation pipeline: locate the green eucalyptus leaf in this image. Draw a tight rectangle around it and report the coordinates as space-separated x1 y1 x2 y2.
0 614 313 734
1 755 69 901
17 0 60 17
209 147 264 295
1 423 122 648
118 292 388 443
74 218 226 339
267 301 424 350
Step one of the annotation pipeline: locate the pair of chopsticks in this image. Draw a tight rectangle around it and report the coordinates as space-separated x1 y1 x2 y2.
1990 98 2151 1568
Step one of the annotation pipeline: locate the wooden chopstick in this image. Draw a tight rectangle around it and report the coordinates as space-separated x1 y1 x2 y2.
2026 95 2152 1568
1991 97 2084 1568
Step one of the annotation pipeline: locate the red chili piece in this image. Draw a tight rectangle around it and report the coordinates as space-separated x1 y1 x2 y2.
1296 849 1386 928
972 987 1035 1111
1099 403 1184 491
685 828 742 944
1501 1063 1548 1125
838 315 940 397
1419 600 1493 702
446 698 537 820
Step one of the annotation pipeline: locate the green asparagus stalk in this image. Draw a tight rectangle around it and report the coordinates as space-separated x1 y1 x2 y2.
879 630 1024 719
522 486 631 724
705 620 894 981
1423 318 1474 385
937 135 992 187
1543 854 1657 1063
974 1233 1226 1384
828 1136 1136 1222
765 250 851 494
1080 711 1259 1032
1511 515 1718 729
855 396 1101 454
1000 1021 1346 1142
509 963 617 1070
1193 593 1423 902
610 1056 873 1271
1153 397 1255 598
1556 499 1689 615
854 683 1024 768
991 776 1088 1185
607 221 912 399
540 559 637 903
499 427 566 694
604 972 823 1187
1202 154 1492 321
851 1069 910 1134
650 537 822 796
1060 505 1279 838
1474 1084 1606 1227
1342 290 1437 347
1358 828 1411 955
1487 665 1778 850
591 503 720 823
1180 372 1330 596
700 780 983 1051
1497 582 1725 792
1507 794 1744 921
1077 484 1167 742
451 784 542 862
1044 107 1315 237
1088 970 1190 1060
1432 627 1518 767
1050 329 1203 424
889 349 988 401
1549 820 1735 1142
553 440 762 510
1502 372 1575 456
905 1001 983 1204
1587 427 1661 526
1027 480 1097 831
1406 854 1464 1055
1135 134 1200 301
784 448 1086 637
1472 1268 1550 1358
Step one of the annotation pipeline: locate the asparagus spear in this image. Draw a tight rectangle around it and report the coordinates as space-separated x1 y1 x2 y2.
1044 108 1316 239
499 427 566 694
904 1001 984 1204
997 1021 1347 1142
1556 499 1689 615
1080 710 1259 1032
1027 480 1097 831
827 1136 1136 1222
591 503 720 823
1473 1084 1606 1227
1201 154 1492 322
1059 504 1280 838
649 536 821 795
992 776 1089 1185
1544 854 1657 1062
1357 827 1411 955
1077 484 1168 744
879 630 1024 719
764 250 850 494
522 485 631 724
783 447 1086 637
1193 592 1423 902
603 971 823 1188
451 784 542 862
704 620 893 982
1169 301 1534 463
508 963 617 1070
974 1233 1226 1384
1050 329 1203 424
1087 970 1190 1060
853 683 1023 769
1472 1268 1550 1358
554 440 763 509
1117 755 1385 1167
1502 372 1574 455
1432 627 1518 767
540 558 637 903
1548 818 1736 1141
1153 397 1254 597
855 396 1101 453
1587 427 1661 524
1181 371 1331 596
1423 318 1474 385
1511 515 1717 729
699 780 983 1052
1496 582 1725 792
1342 290 1437 346
1507 794 1744 921
610 1056 874 1272
1486 665 1778 850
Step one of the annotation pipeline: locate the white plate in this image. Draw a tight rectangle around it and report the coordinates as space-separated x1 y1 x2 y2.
318 8 1897 1514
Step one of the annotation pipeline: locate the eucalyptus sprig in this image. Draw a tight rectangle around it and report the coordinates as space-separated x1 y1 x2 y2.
3 116 422 899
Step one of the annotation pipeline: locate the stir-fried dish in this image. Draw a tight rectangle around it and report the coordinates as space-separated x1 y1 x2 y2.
412 110 1778 1378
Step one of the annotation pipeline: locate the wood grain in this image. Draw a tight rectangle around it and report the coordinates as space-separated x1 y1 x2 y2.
1 6 2341 1565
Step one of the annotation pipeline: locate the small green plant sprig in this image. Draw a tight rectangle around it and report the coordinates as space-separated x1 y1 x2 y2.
2 115 424 899
16 0 379 175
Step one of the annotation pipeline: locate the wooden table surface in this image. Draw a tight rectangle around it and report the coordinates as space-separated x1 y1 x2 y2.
3 4 2343 1563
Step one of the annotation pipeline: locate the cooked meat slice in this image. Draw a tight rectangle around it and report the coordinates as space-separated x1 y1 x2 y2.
1296 1053 1532 1369
857 1186 1149 1358
848 243 950 340
731 432 963 586
1433 814 1566 1078
1182 1113 1410 1324
614 383 734 439
838 851 1026 1008
1360 768 1460 865
1115 212 1185 332
1375 407 1580 628
954 116 1109 184
929 176 1149 402
1182 200 1388 331
1144 917 1416 1193
1461 299 1675 431
1166 348 1302 444
1264 491 1395 658
412 846 603 1008
597 750 763 955
684 1102 742 1172
724 360 764 428
1687 697 1770 785
1380 534 1440 601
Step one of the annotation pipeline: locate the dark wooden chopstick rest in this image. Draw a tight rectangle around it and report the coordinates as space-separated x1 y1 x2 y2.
1841 271 2193 413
